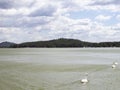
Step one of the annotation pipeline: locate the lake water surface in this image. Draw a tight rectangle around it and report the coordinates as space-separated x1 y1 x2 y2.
0 48 120 90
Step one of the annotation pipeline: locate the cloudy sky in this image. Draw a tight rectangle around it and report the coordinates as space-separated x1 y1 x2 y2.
0 0 120 43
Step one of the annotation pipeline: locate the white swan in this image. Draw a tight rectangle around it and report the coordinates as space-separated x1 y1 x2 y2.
113 62 118 65
80 73 88 84
112 64 116 68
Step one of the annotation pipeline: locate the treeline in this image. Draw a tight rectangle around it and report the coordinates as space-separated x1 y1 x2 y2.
11 38 120 48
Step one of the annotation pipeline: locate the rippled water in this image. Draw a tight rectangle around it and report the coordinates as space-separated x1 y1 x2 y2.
0 48 120 90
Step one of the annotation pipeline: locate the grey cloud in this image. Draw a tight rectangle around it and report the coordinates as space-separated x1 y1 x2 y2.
0 0 34 9
61 0 77 8
30 5 56 17
0 17 52 28
91 0 120 6
0 0 13 9
112 27 120 30
0 36 6 42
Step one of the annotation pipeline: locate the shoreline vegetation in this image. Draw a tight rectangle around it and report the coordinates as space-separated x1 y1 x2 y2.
0 38 120 48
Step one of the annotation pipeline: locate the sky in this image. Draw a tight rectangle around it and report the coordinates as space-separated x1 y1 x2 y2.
0 0 120 43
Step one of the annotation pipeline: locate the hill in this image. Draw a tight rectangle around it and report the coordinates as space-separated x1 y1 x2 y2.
0 42 16 48
11 38 120 48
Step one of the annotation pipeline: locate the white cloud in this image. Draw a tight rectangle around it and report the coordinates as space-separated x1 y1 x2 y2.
0 27 45 43
116 15 120 20
0 0 120 43
111 23 120 30
95 15 111 21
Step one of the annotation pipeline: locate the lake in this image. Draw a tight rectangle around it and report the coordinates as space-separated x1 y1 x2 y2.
0 48 120 90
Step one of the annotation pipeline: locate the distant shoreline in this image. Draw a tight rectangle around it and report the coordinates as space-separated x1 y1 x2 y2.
0 38 120 48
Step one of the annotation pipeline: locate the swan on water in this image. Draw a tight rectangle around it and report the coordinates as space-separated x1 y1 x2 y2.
80 73 88 84
113 62 118 65
112 64 116 68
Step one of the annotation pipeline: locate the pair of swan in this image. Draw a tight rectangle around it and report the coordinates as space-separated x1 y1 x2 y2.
80 61 119 84
112 61 118 68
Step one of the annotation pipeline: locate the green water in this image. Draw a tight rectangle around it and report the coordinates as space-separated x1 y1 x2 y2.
0 48 120 90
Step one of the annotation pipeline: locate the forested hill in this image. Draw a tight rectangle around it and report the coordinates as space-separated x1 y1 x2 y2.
11 38 120 48
0 42 15 48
